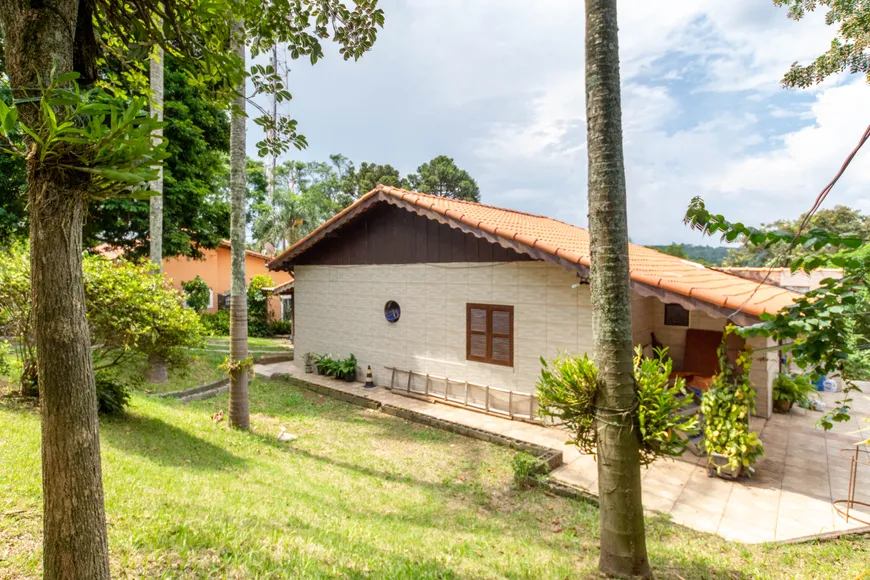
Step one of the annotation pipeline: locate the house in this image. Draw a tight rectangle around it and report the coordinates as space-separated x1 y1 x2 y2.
163 241 293 319
268 185 800 418
717 267 843 294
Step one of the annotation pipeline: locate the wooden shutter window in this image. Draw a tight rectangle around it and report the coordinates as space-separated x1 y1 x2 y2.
466 303 514 367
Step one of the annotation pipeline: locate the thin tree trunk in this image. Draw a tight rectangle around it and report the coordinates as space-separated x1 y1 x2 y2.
0 2 111 577
229 17 250 430
148 38 168 383
585 0 651 577
149 40 164 270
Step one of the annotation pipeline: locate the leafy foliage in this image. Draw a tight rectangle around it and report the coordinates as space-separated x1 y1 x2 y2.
511 452 546 489
773 373 816 408
685 197 869 430
181 275 211 313
0 72 167 200
715 205 870 267
83 254 206 369
536 349 698 466
201 311 231 336
634 348 699 462
701 328 764 474
84 57 232 259
247 274 275 325
0 246 205 388
0 244 35 391
406 155 481 202
94 372 131 416
774 0 870 87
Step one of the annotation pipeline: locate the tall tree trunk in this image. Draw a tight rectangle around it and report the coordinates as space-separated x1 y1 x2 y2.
228 18 250 430
147 37 168 383
585 0 651 577
0 2 111 577
149 41 164 270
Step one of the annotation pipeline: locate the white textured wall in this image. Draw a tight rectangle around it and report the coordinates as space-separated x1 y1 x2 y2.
295 262 593 394
294 262 773 415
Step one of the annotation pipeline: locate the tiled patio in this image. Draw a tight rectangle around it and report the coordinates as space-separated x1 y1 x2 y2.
257 360 870 544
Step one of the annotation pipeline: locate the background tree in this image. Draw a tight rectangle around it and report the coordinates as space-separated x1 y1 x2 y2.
346 161 401 197
83 56 232 259
406 155 481 202
0 84 26 245
723 205 870 266
0 54 232 259
585 0 651 576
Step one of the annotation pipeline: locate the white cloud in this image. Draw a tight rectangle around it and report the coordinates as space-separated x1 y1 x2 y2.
244 0 870 244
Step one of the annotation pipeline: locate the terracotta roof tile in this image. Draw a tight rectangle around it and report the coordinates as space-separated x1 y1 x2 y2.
271 185 799 318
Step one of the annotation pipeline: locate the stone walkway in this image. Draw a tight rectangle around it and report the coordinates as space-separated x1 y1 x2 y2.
256 361 870 544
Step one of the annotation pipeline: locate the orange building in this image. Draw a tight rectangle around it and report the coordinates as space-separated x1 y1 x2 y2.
162 241 294 319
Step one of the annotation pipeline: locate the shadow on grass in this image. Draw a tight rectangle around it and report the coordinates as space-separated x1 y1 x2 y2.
101 413 247 471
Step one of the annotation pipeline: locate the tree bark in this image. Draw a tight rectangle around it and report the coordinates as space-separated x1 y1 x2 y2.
149 40 164 270
585 0 651 577
228 17 250 430
147 35 168 383
31 177 111 580
0 1 112 578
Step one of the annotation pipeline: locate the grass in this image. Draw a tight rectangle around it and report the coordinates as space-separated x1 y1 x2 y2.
1 378 869 579
0 336 292 397
108 351 228 395
205 336 293 352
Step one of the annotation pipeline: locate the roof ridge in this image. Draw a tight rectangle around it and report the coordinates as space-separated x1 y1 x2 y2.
377 185 582 226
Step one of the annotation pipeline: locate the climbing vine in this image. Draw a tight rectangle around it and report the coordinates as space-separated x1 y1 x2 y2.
701 326 764 476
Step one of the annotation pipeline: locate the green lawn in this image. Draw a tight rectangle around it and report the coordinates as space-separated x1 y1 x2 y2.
205 336 293 352
109 351 228 395
1 378 869 579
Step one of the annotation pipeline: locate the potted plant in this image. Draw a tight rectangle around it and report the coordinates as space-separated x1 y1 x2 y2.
338 354 358 382
315 354 333 376
773 373 814 413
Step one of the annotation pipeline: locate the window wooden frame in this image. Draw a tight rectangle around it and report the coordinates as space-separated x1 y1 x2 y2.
466 303 514 367
664 303 690 327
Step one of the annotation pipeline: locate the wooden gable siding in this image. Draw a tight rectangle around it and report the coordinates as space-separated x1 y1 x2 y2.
292 202 535 266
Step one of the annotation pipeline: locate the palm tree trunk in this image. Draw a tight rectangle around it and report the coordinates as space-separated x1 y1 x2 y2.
585 0 651 577
147 35 168 383
149 37 164 269
228 17 250 430
0 2 111 577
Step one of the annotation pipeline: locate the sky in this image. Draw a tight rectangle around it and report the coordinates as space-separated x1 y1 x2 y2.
245 0 870 246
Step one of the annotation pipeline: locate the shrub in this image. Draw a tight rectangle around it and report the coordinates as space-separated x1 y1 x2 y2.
0 340 12 376
269 320 292 336
201 311 230 335
536 348 697 465
0 248 205 387
95 372 131 416
511 452 545 489
181 275 211 313
701 326 764 476
247 274 274 324
0 244 36 392
83 254 205 369
843 349 870 381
